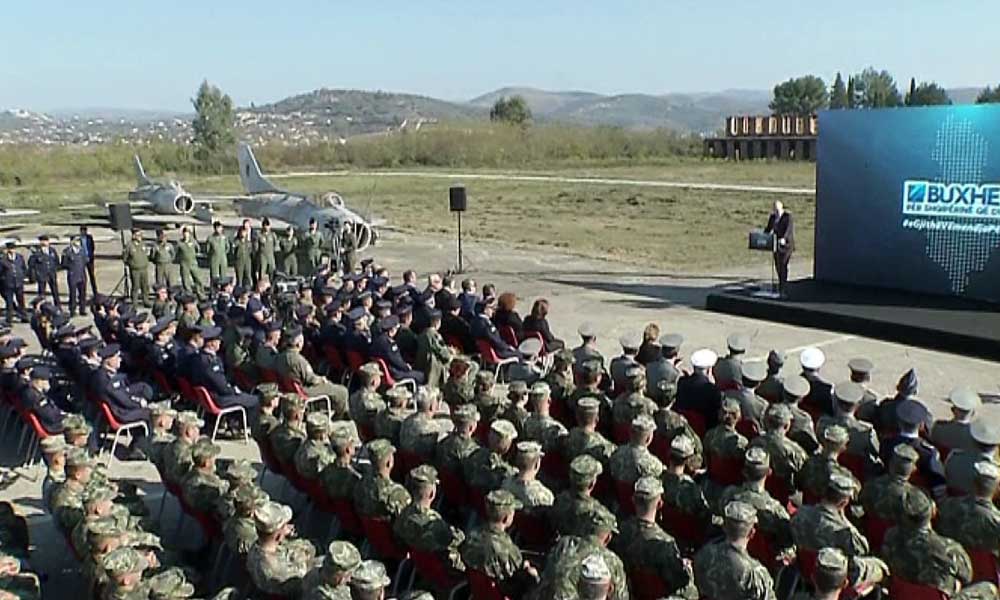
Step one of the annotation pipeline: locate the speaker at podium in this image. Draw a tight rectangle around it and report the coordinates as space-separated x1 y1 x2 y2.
748 229 780 299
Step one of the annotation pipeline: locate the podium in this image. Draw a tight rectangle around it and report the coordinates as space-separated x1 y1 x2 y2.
748 230 780 299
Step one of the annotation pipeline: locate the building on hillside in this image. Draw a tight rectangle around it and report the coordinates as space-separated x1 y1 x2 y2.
703 114 818 161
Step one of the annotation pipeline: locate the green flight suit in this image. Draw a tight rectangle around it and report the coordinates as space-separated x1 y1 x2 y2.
122 238 150 306
301 230 323 274
174 238 204 294
206 232 230 283
341 230 357 274
278 234 298 277
233 236 254 288
255 229 279 281
149 240 175 287
415 327 453 389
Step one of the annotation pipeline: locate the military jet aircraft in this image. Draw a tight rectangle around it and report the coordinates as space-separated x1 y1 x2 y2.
234 142 379 250
125 155 216 225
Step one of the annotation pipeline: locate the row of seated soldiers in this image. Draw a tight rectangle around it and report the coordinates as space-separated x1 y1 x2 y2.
0 470 36 600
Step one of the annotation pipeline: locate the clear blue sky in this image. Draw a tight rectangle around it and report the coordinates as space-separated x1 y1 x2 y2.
3 0 997 112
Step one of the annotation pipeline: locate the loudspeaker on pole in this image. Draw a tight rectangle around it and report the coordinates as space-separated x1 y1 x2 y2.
449 186 467 212
108 203 133 231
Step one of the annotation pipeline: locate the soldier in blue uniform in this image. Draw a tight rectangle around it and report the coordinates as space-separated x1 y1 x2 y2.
19 365 67 434
29 235 62 310
370 315 425 384
62 236 89 316
0 242 28 324
881 398 947 499
191 326 259 409
91 343 152 424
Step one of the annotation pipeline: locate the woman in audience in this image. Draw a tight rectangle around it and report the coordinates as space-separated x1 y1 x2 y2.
522 298 565 351
636 322 661 365
493 292 524 341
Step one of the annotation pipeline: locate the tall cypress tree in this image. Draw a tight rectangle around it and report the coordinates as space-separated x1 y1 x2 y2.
846 77 857 108
830 73 848 109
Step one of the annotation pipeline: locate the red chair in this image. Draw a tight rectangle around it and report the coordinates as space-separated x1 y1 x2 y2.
660 503 705 547
327 497 364 537
615 479 637 515
191 386 249 444
765 475 793 506
394 449 425 482
151 369 175 395
746 529 777 570
736 418 760 439
96 401 149 465
708 454 744 487
541 452 569 487
409 549 462 591
968 548 1000 585
360 516 408 561
18 411 51 467
475 339 518 382
612 422 631 444
839 453 866 482
357 422 375 442
511 511 553 550
344 350 367 373
322 345 348 382
231 368 257 392
373 357 417 394
522 330 546 355
176 377 197 403
887 578 948 600
467 569 510 600
797 547 819 584
676 409 706 438
629 567 670 600
444 334 465 351
258 368 280 384
439 468 469 507
256 437 286 483
280 378 333 417
468 487 488 519
499 325 518 348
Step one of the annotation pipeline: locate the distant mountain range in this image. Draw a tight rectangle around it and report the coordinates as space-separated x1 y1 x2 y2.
1 85 990 144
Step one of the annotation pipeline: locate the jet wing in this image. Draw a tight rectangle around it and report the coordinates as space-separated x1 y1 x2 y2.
0 208 40 217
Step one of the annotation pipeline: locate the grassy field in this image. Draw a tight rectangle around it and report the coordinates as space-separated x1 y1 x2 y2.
2 160 816 272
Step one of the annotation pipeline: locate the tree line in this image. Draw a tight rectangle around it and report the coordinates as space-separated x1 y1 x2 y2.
770 69 1000 116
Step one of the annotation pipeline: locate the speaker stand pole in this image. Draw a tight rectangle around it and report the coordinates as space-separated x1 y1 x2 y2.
110 230 131 299
456 211 464 274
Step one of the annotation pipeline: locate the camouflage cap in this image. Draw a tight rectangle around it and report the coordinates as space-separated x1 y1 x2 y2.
190 439 221 462
507 380 528 395
822 425 850 445
974 461 1000 483
576 397 601 415
947 386 981 411
305 412 331 435
232 485 260 509
579 553 611 584
83 484 118 506
475 370 496 385
900 488 934 521
351 559 391 591
176 411 205 428
366 438 396 462
400 592 434 600
827 473 857 496
633 476 664 498
579 359 602 377
253 501 293 534
224 459 257 483
63 413 91 435
255 383 281 401
485 489 523 512
670 435 696 459
149 401 177 418
744 446 770 467
631 415 656 432
569 454 603 483
147 568 195 599
280 393 305 416
553 348 575 365
833 382 864 405
66 447 95 468
324 540 362 576
385 386 412 404
329 421 357 446
723 500 757 525
583 505 619 534
765 403 793 425
816 547 849 576
102 546 149 577
39 435 67 454
87 516 123 542
782 375 810 399
970 417 1000 446
408 464 439 486
720 397 741 414
892 444 920 464
624 365 645 381
515 440 544 458
451 404 480 423
529 381 551 398
490 419 518 440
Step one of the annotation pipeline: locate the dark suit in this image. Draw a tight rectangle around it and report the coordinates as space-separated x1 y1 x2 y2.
370 332 425 384
92 368 151 425
0 252 27 323
440 312 476 354
20 386 66 433
675 371 723 431
471 314 519 360
191 351 258 408
764 211 795 294
29 247 62 309
80 233 98 295
522 315 565 351
62 246 88 315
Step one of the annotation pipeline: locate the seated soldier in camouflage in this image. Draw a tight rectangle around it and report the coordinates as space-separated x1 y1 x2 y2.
858 444 921 535
816 381 881 479
300 540 362 600
393 465 465 576
441 356 477 408
348 363 385 438
353 439 411 522
40 435 67 512
502 441 555 517
434 404 480 479
652 378 704 470
270 394 307 466
143 402 177 473
501 380 531 434
521 382 568 454
882 488 972 596
294 412 335 480
0 550 41 600
373 386 413 447
50 448 96 534
276 327 349 418
223 486 260 559
544 348 577 408
749 403 808 498
936 462 1000 570
399 387 444 461
182 439 229 519
660 435 712 547
717 447 794 561
703 397 749 483
693 501 775 600
460 490 539 598
319 421 361 503
101 546 152 600
81 516 123 595
790 547 852 600
798 425 860 504
216 459 268 521
247 501 317 598
71 484 160 560
473 371 508 425
464 419 518 495
791 474 869 559
610 365 657 433
534 503 629 600
251 384 282 445
563 397 615 470
63 413 93 450
617 476 696 599
348 559 393 600
568 360 612 422
552 455 605 537
609 415 664 492
161 411 204 484
777 375 820 454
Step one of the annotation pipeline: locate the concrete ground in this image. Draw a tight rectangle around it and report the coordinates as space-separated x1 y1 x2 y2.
3 220 997 598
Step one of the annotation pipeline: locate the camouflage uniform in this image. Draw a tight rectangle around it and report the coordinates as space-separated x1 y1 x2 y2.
399 411 442 459
161 436 196 485
790 503 868 557
563 426 615 469
704 423 748 463
373 400 413 447
270 397 307 465
459 491 537 597
442 366 476 408
797 453 860 502
608 441 664 484
693 539 775 600
661 471 713 530
501 476 554 516
749 429 808 492
936 462 1000 560
521 412 568 454
394 467 465 573
539 533 629 600
654 407 704 468
353 443 411 520
294 420 336 481
611 391 657 430
551 455 605 537
299 541 361 600
464 445 517 493
182 457 229 518
348 383 385 436
434 429 480 478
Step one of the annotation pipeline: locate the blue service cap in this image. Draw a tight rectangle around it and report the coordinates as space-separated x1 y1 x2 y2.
98 344 121 359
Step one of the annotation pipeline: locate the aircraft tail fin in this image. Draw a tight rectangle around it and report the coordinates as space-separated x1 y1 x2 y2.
237 142 282 195
134 154 153 186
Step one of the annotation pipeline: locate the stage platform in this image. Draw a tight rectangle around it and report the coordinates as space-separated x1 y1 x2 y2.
706 279 1000 360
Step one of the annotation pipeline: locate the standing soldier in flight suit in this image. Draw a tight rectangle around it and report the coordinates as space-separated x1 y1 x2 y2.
255 218 279 282
233 225 254 289
206 221 230 285
341 226 357 275
301 219 323 275
62 237 89 316
122 229 150 307
30 235 62 310
149 229 175 288
278 227 298 277
175 226 204 296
